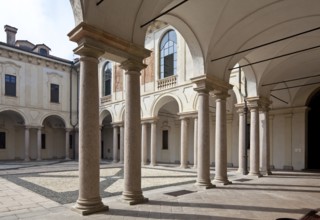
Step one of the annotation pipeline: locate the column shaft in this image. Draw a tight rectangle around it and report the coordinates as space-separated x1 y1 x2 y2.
65 130 70 160
249 107 261 176
237 108 248 174
150 122 157 166
259 109 272 175
193 117 198 169
37 128 41 161
73 55 108 215
24 127 30 161
119 125 124 163
180 118 189 168
195 91 215 188
213 94 231 185
113 126 119 163
141 123 148 165
122 61 147 205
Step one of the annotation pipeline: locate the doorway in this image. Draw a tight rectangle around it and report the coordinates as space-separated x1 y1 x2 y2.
307 90 320 169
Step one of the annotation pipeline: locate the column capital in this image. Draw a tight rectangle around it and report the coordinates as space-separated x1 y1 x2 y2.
247 96 261 109
211 90 230 100
191 74 232 93
69 22 151 63
141 117 158 124
259 97 272 112
178 111 197 120
111 121 124 127
65 128 73 132
120 59 147 72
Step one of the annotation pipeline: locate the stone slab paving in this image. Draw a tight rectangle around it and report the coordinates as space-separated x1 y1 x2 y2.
0 161 319 219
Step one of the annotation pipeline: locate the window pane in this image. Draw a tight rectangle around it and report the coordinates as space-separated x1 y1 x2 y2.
103 61 112 96
5 74 16 96
169 30 176 42
164 54 174 78
162 130 168 150
50 84 59 103
41 134 46 149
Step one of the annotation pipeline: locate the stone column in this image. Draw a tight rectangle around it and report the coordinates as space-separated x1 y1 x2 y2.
24 126 30 161
180 117 189 168
150 120 157 166
121 59 148 205
72 54 108 214
37 127 42 161
113 125 119 163
259 100 272 175
141 122 148 165
119 125 124 164
65 129 71 160
248 99 262 177
193 117 198 169
269 115 274 170
213 91 231 185
236 105 247 174
284 114 293 170
195 89 215 188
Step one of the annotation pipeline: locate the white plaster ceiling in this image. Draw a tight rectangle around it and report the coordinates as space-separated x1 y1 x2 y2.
70 0 320 101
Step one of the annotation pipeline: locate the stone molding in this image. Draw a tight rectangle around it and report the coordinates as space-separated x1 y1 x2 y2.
68 22 151 63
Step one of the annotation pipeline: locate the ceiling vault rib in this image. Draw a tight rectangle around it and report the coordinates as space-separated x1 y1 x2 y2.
270 94 289 104
96 0 104 6
270 82 320 92
228 44 320 71
211 26 320 62
262 75 320 87
140 0 188 28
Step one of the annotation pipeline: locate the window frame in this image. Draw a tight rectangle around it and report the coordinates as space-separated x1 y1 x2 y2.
50 83 59 103
103 61 112 96
5 74 17 97
159 30 177 79
162 130 169 150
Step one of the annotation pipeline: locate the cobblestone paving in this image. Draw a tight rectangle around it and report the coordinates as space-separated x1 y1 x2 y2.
0 160 320 220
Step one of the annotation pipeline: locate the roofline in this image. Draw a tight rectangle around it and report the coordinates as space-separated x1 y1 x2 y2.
0 41 74 65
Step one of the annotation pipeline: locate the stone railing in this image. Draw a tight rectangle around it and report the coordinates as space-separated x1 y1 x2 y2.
157 75 177 90
100 95 111 104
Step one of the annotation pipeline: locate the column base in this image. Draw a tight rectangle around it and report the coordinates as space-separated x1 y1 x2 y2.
72 198 108 216
283 165 293 171
150 163 157 166
113 160 118 163
260 170 272 176
192 165 197 169
122 191 149 205
119 161 124 164
195 180 216 189
65 157 71 161
237 168 249 175
180 164 189 169
24 157 30 162
213 178 232 185
248 172 262 178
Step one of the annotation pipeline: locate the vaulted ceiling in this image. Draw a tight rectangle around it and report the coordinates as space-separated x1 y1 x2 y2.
70 0 320 105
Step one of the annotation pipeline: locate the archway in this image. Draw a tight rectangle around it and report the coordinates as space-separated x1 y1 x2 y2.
307 90 320 169
101 111 113 160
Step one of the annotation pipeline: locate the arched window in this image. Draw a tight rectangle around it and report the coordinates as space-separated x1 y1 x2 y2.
159 30 177 79
103 61 112 96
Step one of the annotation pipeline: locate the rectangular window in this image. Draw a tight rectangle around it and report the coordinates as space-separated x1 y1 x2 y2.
5 74 16 96
0 132 6 149
162 130 169 150
50 84 59 103
69 134 73 149
117 133 120 150
41 134 46 149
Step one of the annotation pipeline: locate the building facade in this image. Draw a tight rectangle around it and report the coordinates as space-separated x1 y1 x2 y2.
0 25 79 161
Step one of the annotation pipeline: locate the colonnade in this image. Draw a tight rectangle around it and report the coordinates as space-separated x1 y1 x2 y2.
23 126 72 161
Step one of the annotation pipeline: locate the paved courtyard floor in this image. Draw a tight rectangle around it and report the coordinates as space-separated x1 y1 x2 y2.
0 160 319 219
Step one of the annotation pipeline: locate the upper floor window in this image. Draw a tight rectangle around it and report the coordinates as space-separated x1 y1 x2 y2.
103 61 112 96
5 74 16 97
159 30 177 79
39 48 48 56
50 83 59 103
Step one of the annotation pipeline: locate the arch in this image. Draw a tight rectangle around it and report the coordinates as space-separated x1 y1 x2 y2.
40 113 67 128
0 108 27 125
41 115 66 128
99 109 113 125
151 93 182 117
159 14 205 77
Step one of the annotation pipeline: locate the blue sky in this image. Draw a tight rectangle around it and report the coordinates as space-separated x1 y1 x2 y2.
0 0 77 60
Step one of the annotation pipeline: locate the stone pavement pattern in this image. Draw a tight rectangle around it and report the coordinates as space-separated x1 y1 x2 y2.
0 161 319 219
